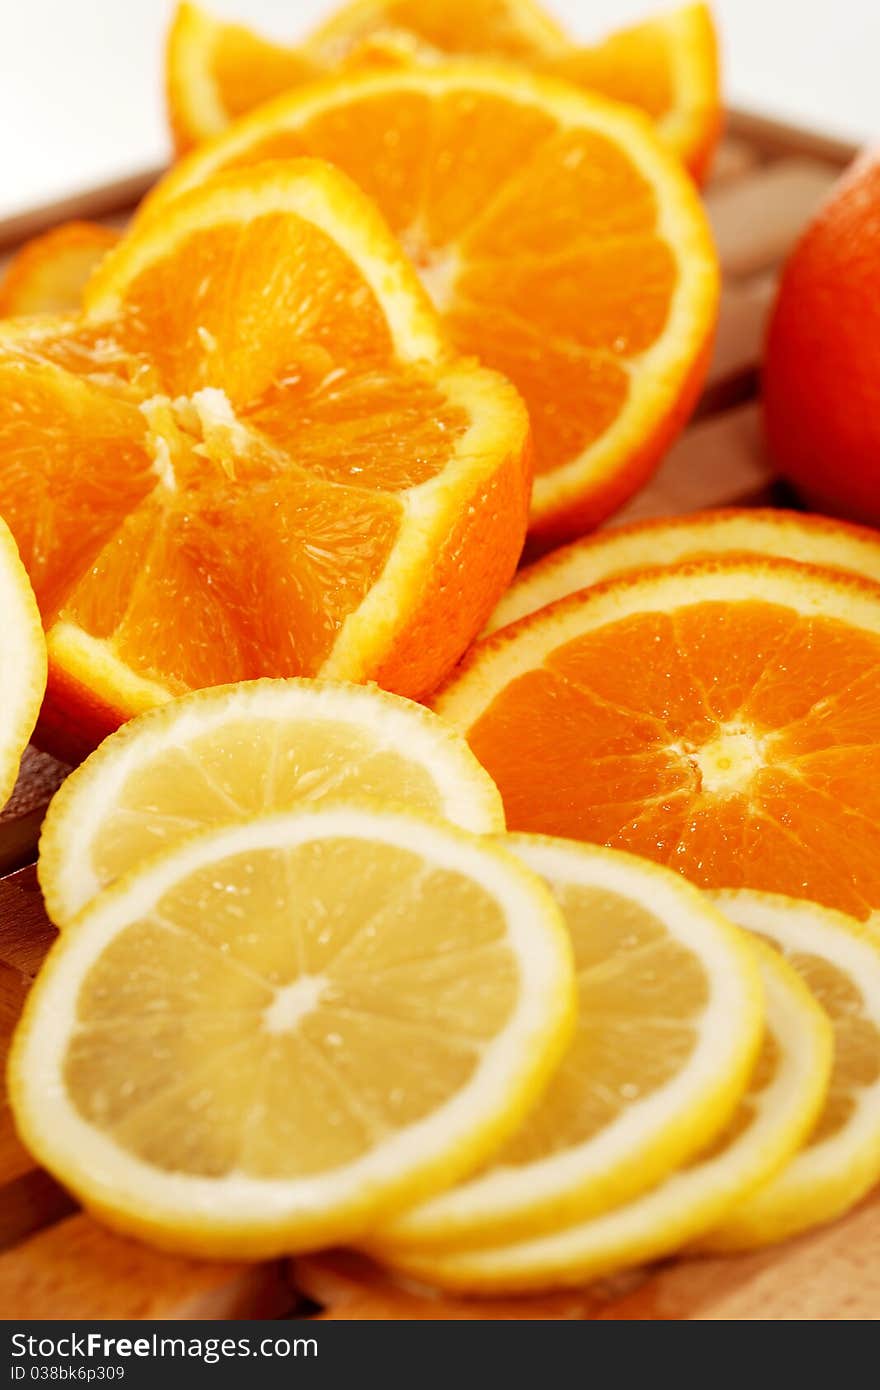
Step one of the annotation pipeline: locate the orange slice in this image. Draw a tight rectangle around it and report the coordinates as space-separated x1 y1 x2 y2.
145 64 718 547
435 558 880 920
0 160 529 764
0 518 47 808
487 508 880 634
167 3 322 154
167 2 720 180
0 223 119 317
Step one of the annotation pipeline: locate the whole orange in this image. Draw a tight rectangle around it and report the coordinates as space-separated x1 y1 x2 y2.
764 151 880 525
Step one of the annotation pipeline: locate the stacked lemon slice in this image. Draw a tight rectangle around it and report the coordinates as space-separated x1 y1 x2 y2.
12 678 879 1290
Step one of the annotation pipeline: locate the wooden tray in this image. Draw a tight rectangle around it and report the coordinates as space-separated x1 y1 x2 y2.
1 108 877 1321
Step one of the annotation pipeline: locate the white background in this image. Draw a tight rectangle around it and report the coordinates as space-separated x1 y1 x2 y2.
2 0 878 220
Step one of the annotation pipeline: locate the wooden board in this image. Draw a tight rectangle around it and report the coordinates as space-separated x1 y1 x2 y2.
0 108 873 1321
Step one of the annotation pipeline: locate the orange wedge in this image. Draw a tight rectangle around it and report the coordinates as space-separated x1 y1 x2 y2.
0 222 118 317
487 508 880 634
541 3 720 183
309 0 566 65
145 64 718 547
435 558 880 920
167 2 720 180
0 160 529 764
167 2 322 154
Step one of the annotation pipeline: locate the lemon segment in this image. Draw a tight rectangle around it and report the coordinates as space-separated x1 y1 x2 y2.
38 677 505 928
12 805 575 1258
381 941 831 1293
700 889 880 1252
0 517 47 809
368 835 764 1255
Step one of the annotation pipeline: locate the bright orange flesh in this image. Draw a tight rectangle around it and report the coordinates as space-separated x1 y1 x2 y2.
0 223 119 316
436 561 880 920
146 65 718 546
310 0 566 64
168 2 720 179
0 161 529 762
542 3 720 183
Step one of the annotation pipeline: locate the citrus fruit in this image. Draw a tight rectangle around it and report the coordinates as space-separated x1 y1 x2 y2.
435 558 880 919
540 2 720 183
367 834 763 1255
0 517 47 809
167 2 322 154
701 890 880 1251
0 223 119 318
308 0 566 67
145 63 719 547
9 803 575 1258
0 159 529 764
764 151 880 527
38 677 505 928
293 1247 613 1318
167 2 721 180
381 939 831 1293
486 508 880 634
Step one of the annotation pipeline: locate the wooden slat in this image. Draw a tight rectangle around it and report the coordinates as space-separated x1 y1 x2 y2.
293 1251 626 1320
707 135 761 188
0 169 161 252
706 158 840 278
0 750 68 875
595 1191 880 1320
0 869 57 1205
698 277 777 417
0 1215 294 1320
614 404 773 524
725 107 859 168
294 1194 880 1321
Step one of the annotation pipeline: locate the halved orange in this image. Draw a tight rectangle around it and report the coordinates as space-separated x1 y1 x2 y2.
145 64 719 547
435 558 880 920
0 160 529 764
487 508 880 634
167 2 720 181
0 222 119 317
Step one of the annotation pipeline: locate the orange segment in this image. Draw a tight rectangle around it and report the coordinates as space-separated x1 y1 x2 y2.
94 211 401 407
0 222 119 317
0 160 529 763
144 64 718 546
0 358 154 621
487 508 880 635
166 3 719 180
435 560 880 920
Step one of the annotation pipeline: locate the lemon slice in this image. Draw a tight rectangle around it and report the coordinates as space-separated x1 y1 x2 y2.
699 889 880 1252
0 517 46 809
368 835 763 1256
380 940 831 1293
38 677 505 928
11 804 574 1258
